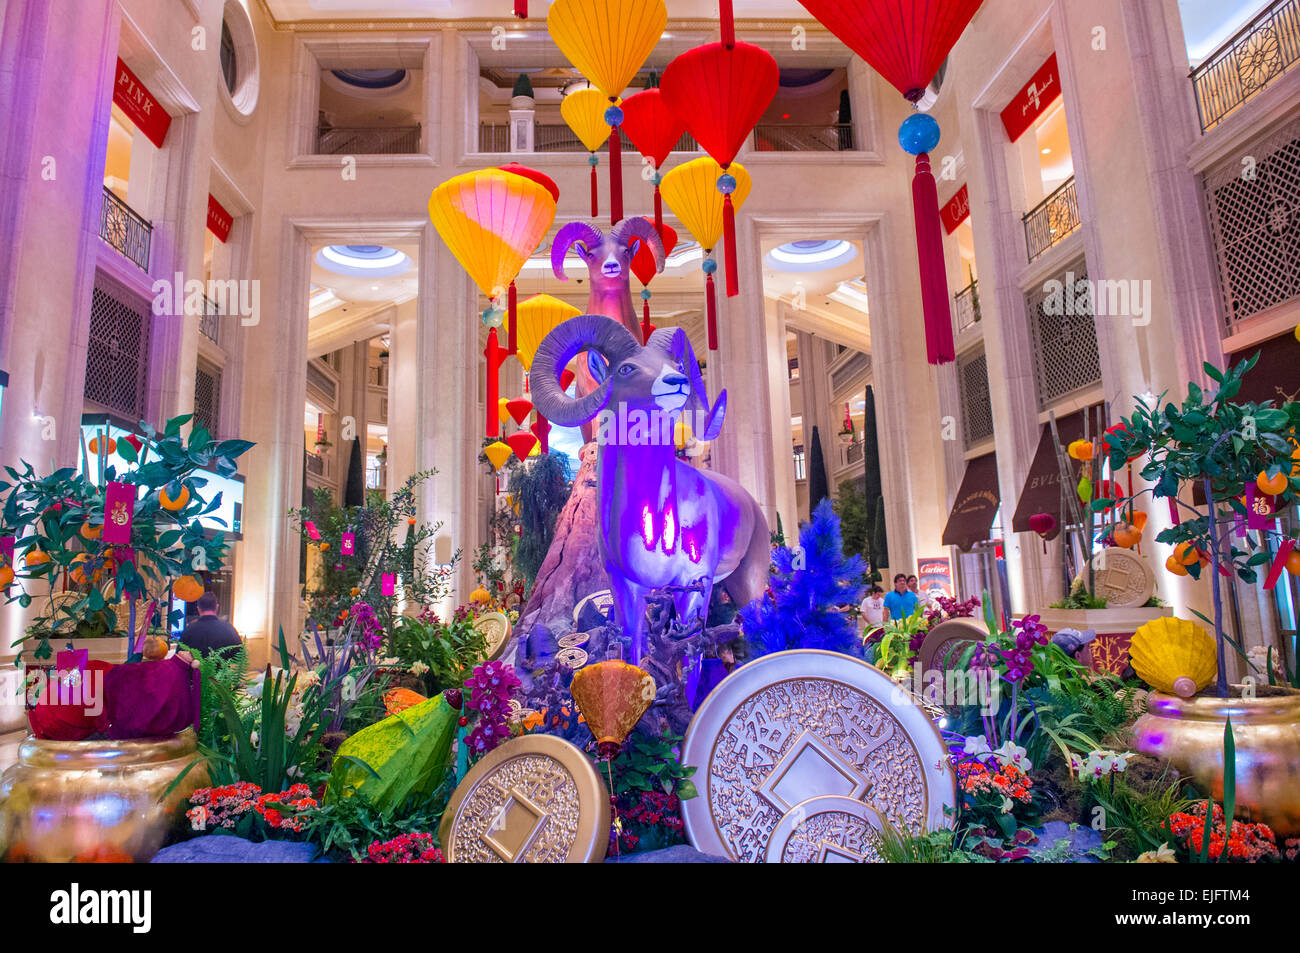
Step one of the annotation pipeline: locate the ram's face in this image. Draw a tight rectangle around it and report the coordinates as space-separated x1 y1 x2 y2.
606 351 690 413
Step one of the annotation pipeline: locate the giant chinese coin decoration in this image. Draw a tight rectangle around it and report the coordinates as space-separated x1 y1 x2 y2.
439 734 610 863
681 650 955 863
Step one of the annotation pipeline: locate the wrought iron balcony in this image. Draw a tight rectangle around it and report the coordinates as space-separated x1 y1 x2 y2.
199 295 221 346
476 122 699 154
953 278 981 333
316 123 421 155
1191 0 1300 132
99 187 151 272
752 123 855 152
1023 177 1080 263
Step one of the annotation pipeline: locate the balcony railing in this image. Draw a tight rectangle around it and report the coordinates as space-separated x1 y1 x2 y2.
753 123 855 152
316 123 421 155
199 295 221 346
954 278 981 333
1191 0 1300 132
99 187 151 272
836 437 865 471
1023 177 1080 263
475 121 694 155
305 450 327 478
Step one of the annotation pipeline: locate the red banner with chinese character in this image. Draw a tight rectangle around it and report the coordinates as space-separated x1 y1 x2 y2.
102 482 136 545
113 58 171 149
1000 54 1060 142
207 195 233 242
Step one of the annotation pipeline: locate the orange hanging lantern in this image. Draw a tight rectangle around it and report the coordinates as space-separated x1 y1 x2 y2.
548 0 667 224
570 660 657 759
661 157 752 349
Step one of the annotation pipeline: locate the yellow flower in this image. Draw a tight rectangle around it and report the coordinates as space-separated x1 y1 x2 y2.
1134 842 1177 863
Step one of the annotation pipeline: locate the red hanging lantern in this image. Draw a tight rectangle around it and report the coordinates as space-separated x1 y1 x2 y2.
629 217 677 342
619 88 686 231
506 431 539 461
514 1 527 18
660 41 777 299
484 328 502 438
794 0 984 103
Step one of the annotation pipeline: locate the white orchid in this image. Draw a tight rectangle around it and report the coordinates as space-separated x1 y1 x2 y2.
1076 749 1133 781
1134 842 1177 864
1000 796 1014 814
993 740 1031 772
409 660 430 677
964 734 992 757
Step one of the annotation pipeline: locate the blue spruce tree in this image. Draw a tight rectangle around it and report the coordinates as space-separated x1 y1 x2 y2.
740 498 866 657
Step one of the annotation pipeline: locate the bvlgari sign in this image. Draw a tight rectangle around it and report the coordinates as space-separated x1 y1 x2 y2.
113 57 171 149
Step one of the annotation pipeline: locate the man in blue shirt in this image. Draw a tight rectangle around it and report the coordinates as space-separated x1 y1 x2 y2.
882 572 919 623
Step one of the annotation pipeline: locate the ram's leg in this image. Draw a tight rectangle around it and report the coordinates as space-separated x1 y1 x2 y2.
723 501 774 609
672 580 710 630
610 576 650 665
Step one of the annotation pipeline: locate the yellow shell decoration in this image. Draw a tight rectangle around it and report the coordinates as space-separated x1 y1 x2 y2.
1129 617 1217 699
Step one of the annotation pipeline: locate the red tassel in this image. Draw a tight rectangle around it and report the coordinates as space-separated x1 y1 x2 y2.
514 0 526 17
1168 497 1180 526
485 328 500 438
609 116 624 226
723 193 738 298
705 272 718 350
720 0 735 47
537 413 550 454
911 153 955 365
507 282 518 354
654 185 663 232
642 299 653 343
590 162 599 218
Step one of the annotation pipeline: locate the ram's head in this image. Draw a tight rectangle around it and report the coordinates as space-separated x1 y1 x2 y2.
551 218 665 285
530 314 725 442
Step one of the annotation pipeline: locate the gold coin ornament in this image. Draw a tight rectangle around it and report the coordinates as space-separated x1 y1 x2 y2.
680 650 956 863
556 647 589 670
1089 548 1155 609
438 734 610 863
472 611 512 662
572 589 614 627
557 632 589 649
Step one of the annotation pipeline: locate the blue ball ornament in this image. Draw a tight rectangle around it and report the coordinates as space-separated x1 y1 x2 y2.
651 171 663 186
716 173 737 195
604 105 624 126
702 258 718 276
641 288 652 301
481 306 504 328
898 113 941 155
588 154 600 167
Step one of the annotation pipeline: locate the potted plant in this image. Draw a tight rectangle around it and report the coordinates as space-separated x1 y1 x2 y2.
1102 356 1300 837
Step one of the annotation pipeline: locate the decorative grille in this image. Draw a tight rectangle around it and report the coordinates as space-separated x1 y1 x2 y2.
1191 0 1300 132
85 274 150 421
1024 259 1102 408
194 361 222 438
306 361 337 402
958 350 994 448
1203 115 1300 327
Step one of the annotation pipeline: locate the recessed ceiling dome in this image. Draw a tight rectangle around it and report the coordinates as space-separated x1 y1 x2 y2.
765 239 856 272
331 69 408 89
316 244 413 277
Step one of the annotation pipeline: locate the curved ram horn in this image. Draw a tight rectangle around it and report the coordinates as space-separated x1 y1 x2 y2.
647 327 725 440
551 222 603 280
531 314 641 427
613 216 665 276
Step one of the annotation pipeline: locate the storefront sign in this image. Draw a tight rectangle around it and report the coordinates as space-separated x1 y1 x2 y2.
940 184 970 234
113 57 171 149
207 195 233 243
1000 54 1060 142
918 557 954 601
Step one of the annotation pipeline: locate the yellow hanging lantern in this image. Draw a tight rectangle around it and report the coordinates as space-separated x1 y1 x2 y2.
516 294 582 372
498 397 512 425
428 169 557 307
547 0 667 101
561 87 614 153
661 157 753 252
484 441 513 471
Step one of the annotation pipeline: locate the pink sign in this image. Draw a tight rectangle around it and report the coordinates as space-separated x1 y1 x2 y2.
341 532 355 555
1245 484 1275 530
381 573 396 596
102 481 136 544
304 520 321 541
0 536 13 593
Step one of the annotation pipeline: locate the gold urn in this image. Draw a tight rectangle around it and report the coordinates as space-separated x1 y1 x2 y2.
1133 686 1300 839
0 730 206 862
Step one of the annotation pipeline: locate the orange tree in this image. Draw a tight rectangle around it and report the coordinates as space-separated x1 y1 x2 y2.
1100 356 1300 696
0 414 252 661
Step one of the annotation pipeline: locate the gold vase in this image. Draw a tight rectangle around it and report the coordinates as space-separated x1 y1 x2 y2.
0 729 206 862
1133 687 1300 839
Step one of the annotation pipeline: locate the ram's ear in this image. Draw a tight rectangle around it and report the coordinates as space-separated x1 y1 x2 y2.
587 350 609 385
700 389 727 441
575 240 594 260
629 237 643 259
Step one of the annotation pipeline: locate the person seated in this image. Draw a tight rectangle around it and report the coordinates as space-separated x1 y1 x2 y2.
180 591 243 660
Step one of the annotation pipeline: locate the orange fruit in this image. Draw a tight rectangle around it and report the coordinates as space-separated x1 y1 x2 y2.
69 553 101 585
0 567 13 587
1131 511 1148 532
173 574 204 602
25 549 49 567
1285 551 1300 576
1173 542 1200 566
143 635 170 660
319 542 330 552
1112 524 1142 548
87 436 116 456
349 587 360 597
79 522 101 541
1165 555 1189 577
159 485 190 511
1291 447 1300 477
1258 470 1289 496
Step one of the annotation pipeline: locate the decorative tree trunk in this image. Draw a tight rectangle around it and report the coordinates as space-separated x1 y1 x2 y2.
505 443 610 685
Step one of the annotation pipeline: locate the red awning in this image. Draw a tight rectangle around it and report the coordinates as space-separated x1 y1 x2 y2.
1229 331 1299 407
1010 407 1104 538
942 452 1000 551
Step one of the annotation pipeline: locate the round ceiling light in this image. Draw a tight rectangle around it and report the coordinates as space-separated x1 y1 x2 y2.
765 239 857 272
315 244 413 278
330 69 408 89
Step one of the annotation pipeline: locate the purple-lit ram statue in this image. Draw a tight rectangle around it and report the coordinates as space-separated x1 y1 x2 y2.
530 313 770 664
